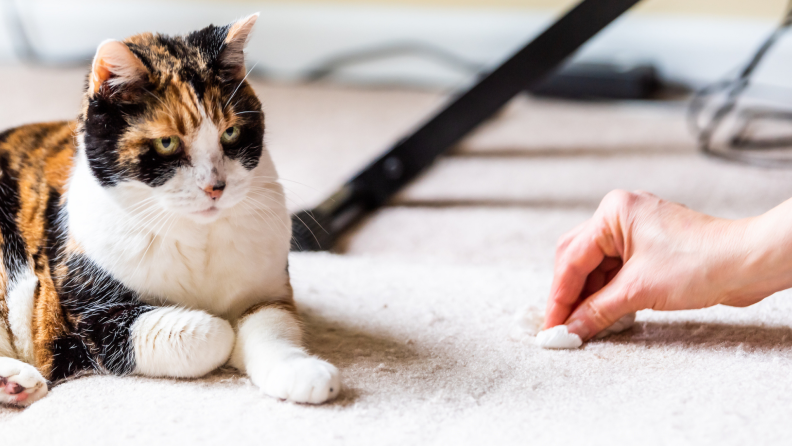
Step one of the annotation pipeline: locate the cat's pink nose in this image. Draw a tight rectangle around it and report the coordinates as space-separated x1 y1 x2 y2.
203 183 225 200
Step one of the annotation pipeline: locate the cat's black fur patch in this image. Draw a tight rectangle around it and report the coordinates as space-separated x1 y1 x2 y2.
32 189 63 267
84 99 145 187
186 24 232 75
0 156 27 281
49 335 97 382
0 128 13 145
137 145 185 187
222 111 264 170
56 254 155 376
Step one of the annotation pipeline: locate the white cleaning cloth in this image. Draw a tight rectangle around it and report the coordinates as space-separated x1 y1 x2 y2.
535 325 582 349
511 306 636 349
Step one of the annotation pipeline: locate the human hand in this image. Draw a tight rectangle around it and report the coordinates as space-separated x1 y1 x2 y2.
544 189 771 341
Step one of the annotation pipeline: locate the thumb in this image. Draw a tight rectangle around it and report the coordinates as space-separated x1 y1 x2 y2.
564 271 641 341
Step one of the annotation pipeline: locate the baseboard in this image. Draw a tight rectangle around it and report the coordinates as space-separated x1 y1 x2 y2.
0 0 787 88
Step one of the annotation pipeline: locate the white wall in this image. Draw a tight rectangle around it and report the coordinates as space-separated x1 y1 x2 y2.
0 0 788 89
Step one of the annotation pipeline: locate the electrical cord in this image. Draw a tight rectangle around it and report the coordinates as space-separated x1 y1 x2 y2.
302 41 482 82
688 1 792 167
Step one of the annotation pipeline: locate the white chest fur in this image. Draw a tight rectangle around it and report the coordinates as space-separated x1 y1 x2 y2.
66 151 292 319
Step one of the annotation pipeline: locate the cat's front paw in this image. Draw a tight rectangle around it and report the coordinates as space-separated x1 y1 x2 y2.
0 357 48 407
261 356 341 404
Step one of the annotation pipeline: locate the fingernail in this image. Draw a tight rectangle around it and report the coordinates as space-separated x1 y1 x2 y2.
567 320 590 341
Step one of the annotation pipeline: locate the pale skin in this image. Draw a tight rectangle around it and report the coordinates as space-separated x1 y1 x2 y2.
545 189 792 341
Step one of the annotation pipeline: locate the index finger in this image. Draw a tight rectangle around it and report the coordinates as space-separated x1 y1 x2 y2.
544 224 608 328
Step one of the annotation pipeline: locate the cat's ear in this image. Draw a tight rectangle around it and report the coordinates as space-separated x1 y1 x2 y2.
89 39 149 97
218 13 259 80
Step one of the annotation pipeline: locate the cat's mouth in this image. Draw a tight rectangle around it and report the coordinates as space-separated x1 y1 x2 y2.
192 206 219 217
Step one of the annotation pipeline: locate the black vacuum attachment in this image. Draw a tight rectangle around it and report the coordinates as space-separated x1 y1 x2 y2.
291 0 643 251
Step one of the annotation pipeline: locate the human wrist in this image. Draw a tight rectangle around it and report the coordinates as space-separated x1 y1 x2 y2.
695 216 752 305
723 208 792 304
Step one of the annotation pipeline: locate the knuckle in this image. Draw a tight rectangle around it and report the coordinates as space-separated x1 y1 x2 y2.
632 189 657 198
582 299 615 329
601 189 639 215
603 189 632 205
601 188 656 223
558 257 582 278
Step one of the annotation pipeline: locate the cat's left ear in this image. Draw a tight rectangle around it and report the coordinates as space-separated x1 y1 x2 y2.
89 39 149 97
219 13 259 80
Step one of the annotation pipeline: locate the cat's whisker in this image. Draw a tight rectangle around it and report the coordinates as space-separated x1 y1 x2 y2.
224 62 259 111
240 193 286 222
142 87 178 120
157 210 180 251
113 202 165 234
105 207 169 274
130 210 175 281
118 206 169 239
253 174 322 192
249 179 324 211
110 202 168 242
246 190 325 235
108 209 161 242
239 200 284 235
143 88 165 106
248 187 315 219
240 200 279 228
240 192 291 226
245 194 325 243
119 196 160 215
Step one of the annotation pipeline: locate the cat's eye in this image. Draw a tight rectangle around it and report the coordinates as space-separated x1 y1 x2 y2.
153 136 181 156
221 126 241 144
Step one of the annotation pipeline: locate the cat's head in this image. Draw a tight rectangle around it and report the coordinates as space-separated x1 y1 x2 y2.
78 14 272 223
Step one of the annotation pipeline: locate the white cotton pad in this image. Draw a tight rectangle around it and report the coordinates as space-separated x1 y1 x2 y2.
509 305 545 341
534 325 583 349
511 306 636 349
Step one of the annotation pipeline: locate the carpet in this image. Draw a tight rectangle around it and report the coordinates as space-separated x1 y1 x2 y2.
2 65 792 445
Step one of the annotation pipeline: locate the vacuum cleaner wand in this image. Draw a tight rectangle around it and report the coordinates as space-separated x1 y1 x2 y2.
291 0 642 251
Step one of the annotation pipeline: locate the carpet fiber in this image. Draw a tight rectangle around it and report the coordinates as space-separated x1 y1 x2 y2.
2 66 792 445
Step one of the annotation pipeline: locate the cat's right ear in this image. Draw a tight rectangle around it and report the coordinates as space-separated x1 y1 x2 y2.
89 39 148 97
218 13 259 81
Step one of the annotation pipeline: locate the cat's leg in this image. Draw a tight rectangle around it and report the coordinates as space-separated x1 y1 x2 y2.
56 303 234 380
58 256 235 380
130 307 235 378
230 301 340 404
0 357 48 406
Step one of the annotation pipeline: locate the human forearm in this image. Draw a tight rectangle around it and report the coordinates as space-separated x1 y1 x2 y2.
725 197 792 305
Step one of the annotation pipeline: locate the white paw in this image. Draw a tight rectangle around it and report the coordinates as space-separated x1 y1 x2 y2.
0 357 48 407
261 356 341 404
132 307 235 378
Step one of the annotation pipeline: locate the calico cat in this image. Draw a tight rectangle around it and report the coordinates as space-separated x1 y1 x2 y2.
0 13 340 406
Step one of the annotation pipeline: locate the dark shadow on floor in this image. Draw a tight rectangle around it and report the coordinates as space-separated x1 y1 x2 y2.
301 309 440 407
598 321 792 352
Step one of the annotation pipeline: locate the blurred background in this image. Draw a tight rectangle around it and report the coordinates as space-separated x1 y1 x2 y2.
1 0 790 88
3 0 792 261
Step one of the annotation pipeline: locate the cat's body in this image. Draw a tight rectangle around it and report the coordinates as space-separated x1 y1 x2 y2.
0 14 340 406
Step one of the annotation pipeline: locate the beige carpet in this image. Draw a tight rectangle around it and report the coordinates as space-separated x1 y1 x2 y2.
2 65 792 445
